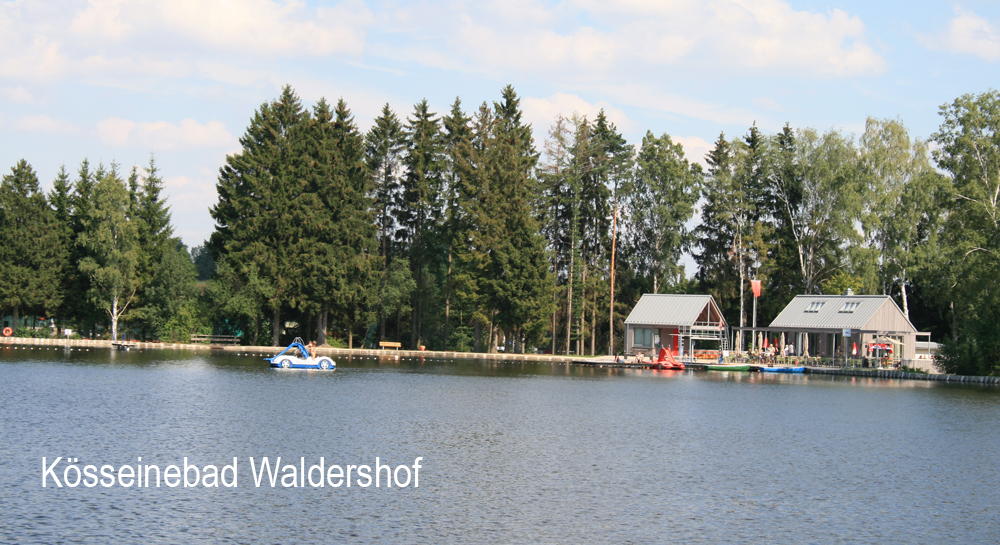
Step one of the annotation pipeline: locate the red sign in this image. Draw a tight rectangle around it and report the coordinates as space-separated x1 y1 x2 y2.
750 279 761 298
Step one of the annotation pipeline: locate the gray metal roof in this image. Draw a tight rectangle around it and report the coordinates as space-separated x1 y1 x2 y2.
768 295 909 330
624 294 722 326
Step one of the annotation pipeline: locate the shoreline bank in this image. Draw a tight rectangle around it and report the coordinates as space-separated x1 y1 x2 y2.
3 336 996 384
0 336 580 363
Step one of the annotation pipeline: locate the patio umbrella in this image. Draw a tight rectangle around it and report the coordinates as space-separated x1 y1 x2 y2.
852 342 857 356
758 332 764 351
802 334 810 358
779 333 786 356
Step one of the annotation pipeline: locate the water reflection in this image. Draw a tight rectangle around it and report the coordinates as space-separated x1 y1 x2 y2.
2 348 999 543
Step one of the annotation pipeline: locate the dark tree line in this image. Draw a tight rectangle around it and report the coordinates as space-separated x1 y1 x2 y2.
0 157 198 341
4 86 999 374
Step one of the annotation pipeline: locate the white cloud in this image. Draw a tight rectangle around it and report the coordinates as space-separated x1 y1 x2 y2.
97 117 237 150
71 0 373 57
13 114 79 136
603 83 760 128
437 0 884 78
164 175 195 189
752 96 784 112
521 92 637 134
711 0 885 76
0 35 67 81
0 86 34 103
922 8 1000 61
671 135 714 167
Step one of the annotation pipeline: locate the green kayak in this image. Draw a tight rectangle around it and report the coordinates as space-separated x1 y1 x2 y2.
704 364 751 371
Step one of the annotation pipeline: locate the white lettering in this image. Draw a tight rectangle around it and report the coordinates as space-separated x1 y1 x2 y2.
202 465 219 487
164 465 180 487
375 458 391 488
118 465 134 487
183 457 200 487
221 459 237 487
356 465 372 488
280 464 297 487
327 465 344 487
249 457 281 487
394 465 411 487
308 458 325 487
42 457 62 487
63 464 81 487
83 465 98 487
100 465 115 487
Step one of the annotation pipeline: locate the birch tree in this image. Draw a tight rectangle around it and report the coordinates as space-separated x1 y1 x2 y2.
77 166 140 341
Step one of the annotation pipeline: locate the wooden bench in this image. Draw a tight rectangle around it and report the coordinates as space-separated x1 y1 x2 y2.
379 341 402 350
191 335 241 345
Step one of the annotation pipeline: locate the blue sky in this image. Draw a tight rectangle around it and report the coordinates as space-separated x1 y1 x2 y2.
1 0 998 249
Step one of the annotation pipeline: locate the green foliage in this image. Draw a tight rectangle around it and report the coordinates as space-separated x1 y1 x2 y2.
211 85 307 345
77 165 141 341
626 131 702 294
0 160 66 322
931 89 1000 375
821 271 865 295
191 242 216 281
144 240 198 340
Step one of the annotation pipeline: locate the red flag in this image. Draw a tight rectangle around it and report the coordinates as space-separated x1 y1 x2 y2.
751 279 761 298
763 337 769 348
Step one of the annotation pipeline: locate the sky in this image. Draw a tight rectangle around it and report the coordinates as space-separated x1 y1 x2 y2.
1 0 999 251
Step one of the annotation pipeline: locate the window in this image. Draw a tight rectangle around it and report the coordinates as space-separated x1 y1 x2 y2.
633 328 654 346
838 301 861 313
804 301 825 313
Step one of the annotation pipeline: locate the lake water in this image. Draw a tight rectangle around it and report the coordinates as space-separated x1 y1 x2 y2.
2 346 999 543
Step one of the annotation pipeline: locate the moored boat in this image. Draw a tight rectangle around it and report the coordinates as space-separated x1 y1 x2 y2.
704 364 751 371
760 366 805 373
653 347 685 370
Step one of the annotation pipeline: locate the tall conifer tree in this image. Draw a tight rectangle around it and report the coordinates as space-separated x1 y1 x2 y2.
0 160 66 328
212 85 307 345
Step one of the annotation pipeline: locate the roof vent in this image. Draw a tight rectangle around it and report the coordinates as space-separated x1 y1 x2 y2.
845 288 854 296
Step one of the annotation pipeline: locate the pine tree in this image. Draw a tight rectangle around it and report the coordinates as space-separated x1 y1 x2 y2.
49 165 75 326
295 98 377 347
440 98 472 350
0 160 66 329
694 133 742 327
144 239 198 340
538 114 575 354
365 104 406 341
211 85 307 345
65 160 100 332
139 157 173 264
485 85 552 352
591 111 630 355
626 131 702 294
399 99 445 348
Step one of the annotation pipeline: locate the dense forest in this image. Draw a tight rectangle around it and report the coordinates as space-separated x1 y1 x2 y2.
2 86 998 375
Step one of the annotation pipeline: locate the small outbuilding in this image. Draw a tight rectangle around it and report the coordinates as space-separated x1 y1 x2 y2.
624 294 729 359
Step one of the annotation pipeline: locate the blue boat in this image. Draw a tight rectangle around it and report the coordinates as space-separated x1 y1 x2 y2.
266 338 336 370
760 366 805 373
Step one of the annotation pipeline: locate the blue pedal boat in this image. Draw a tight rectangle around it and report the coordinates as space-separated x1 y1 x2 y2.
760 366 805 373
266 338 336 370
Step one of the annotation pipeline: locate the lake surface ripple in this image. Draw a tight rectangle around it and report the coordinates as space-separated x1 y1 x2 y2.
2 348 998 543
